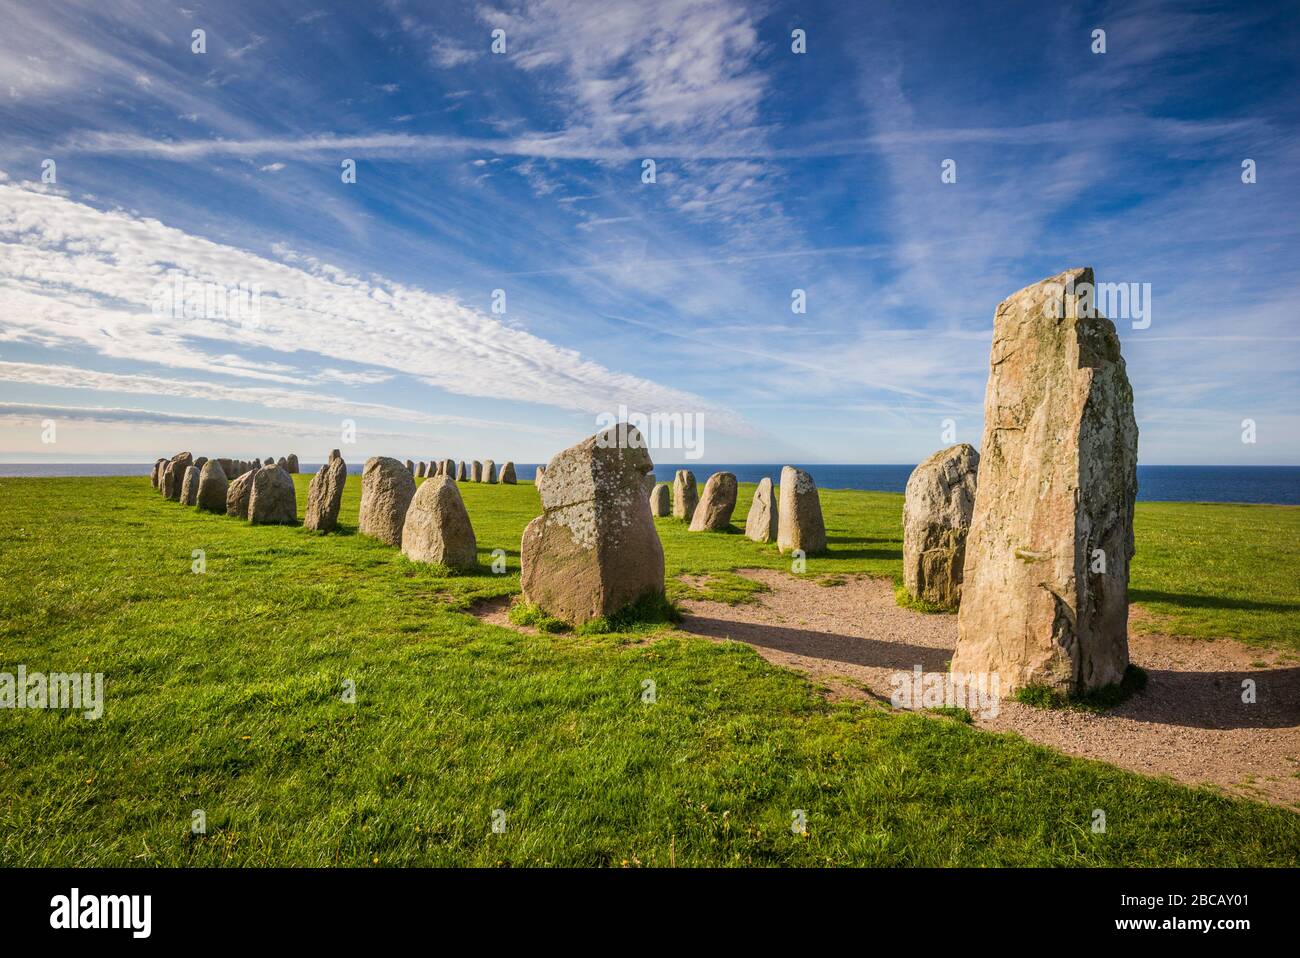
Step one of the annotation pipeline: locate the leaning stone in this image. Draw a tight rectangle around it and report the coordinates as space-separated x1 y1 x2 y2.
196 460 230 513
401 475 478 569
226 469 256 518
902 444 978 610
304 450 347 532
690 472 737 531
180 465 201 506
671 470 698 520
358 456 417 546
520 424 665 626
483 459 497 483
500 461 517 484
649 482 671 517
248 464 297 525
777 466 826 555
744 477 778 542
953 268 1138 696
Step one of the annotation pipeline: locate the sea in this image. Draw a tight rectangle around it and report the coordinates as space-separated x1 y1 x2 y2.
2 462 1297 505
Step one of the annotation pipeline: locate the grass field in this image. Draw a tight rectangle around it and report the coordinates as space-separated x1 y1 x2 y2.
1 474 1297 866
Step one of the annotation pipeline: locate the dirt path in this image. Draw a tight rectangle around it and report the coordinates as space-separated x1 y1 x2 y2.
675 569 1300 810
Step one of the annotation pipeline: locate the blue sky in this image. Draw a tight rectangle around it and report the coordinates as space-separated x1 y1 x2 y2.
0 0 1297 465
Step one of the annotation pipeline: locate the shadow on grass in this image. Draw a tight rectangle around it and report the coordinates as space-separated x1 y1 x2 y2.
1130 589 1300 614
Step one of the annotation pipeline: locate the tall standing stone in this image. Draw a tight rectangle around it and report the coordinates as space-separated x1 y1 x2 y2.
520 425 665 626
180 465 201 506
196 459 230 513
649 482 671 517
483 459 497 483
902 444 978 610
249 464 297 525
671 470 698 520
227 470 255 518
744 477 778 542
471 460 482 482
358 456 417 546
689 472 738 531
401 475 478 569
777 466 826 555
162 452 193 501
305 450 347 532
953 268 1138 696
500 461 517 484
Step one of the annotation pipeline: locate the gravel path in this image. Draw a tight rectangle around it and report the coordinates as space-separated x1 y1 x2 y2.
674 569 1299 810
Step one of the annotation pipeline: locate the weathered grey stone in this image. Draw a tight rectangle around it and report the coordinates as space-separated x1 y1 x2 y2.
483 459 497 483
162 452 193 500
953 268 1138 696
226 469 255 518
744 477 778 542
671 470 697 520
649 482 671 517
358 456 417 546
500 461 517 484
689 472 738 531
471 460 482 482
401 475 478 569
534 464 546 488
151 458 166 489
520 425 665 626
196 459 230 513
416 461 428 478
456 461 468 481
180 465 200 506
193 456 208 471
304 449 347 532
263 457 275 466
405 459 415 475
442 458 456 478
276 456 288 471
777 466 826 555
248 464 297 524
902 444 978 610
216 458 234 480
286 454 299 474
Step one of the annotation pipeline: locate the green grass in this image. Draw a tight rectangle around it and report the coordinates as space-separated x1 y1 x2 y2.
0 475 1297 867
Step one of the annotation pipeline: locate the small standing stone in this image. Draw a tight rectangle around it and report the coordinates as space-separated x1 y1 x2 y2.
671 470 698 520
500 461 517 484
226 469 256 518
180 465 201 506
249 464 297 525
777 466 827 555
359 456 417 546
401 475 478 569
304 450 347 532
649 482 671 517
744 477 779 543
483 459 497 483
471 460 482 482
196 460 230 513
902 444 979 610
286 454 299 474
689 472 738 531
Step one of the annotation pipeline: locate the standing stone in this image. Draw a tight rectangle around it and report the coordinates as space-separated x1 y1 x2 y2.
358 456 417 546
671 470 698 520
286 454 299 474
416 461 428 478
405 459 415 475
483 459 497 483
226 469 256 518
649 482 671 517
456 461 468 481
162 452 193 500
180 465 201 506
953 268 1138 696
151 458 166 489
217 458 234 480
442 458 456 478
276 456 288 471
744 477 779 543
305 450 347 532
471 460 482 482
534 464 546 488
902 444 979 610
520 425 665 626
777 466 827 555
689 472 738 531
263 457 275 466
193 456 208 471
500 461 517 484
196 459 230 513
249 464 297 525
401 475 478 569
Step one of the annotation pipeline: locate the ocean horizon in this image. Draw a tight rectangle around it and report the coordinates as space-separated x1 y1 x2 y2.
3 462 1297 506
